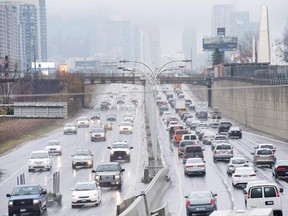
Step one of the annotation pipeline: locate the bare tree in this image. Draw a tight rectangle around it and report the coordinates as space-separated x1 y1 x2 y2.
274 27 288 63
232 32 258 63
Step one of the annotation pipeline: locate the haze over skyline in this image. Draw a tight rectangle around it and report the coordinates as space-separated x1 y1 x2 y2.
46 0 288 54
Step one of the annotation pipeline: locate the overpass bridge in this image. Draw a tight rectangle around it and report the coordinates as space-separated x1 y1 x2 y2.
83 73 210 86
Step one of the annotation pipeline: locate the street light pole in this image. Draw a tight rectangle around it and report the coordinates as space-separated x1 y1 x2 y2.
119 59 191 166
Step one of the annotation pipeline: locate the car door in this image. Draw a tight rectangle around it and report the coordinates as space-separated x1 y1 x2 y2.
263 186 281 210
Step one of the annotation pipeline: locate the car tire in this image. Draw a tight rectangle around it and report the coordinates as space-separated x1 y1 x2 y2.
47 167 51 171
110 157 113 162
239 135 242 139
213 157 217 163
203 172 206 176
118 184 122 190
28 168 34 172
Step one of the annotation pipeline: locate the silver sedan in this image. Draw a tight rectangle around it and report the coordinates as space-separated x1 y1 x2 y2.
184 158 206 176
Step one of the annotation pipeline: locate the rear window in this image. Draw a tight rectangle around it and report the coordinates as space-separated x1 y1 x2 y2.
250 187 262 198
216 144 231 150
185 146 202 152
257 149 272 155
220 123 231 127
176 130 189 135
264 187 277 198
259 145 273 149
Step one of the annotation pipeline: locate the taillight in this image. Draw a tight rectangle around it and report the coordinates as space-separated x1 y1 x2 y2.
213 150 216 154
186 166 192 168
255 156 260 158
183 153 187 158
198 165 205 168
277 167 286 171
230 150 233 154
186 200 191 206
210 199 215 205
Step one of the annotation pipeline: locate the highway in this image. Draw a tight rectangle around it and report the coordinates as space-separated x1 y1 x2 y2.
0 84 147 216
160 84 288 216
1 83 288 216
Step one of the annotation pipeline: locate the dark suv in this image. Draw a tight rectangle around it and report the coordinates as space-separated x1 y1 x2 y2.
218 121 232 134
183 145 204 164
6 184 47 216
92 162 125 190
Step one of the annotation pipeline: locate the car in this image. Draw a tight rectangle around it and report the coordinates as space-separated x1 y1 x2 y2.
195 123 209 135
182 113 193 122
218 121 232 135
243 180 268 202
92 162 125 190
100 101 110 110
168 125 184 140
183 145 204 164
228 126 242 139
185 117 194 127
45 140 62 155
178 140 198 156
209 120 220 129
108 141 133 162
252 148 276 167
211 134 229 150
173 129 190 145
226 157 251 175
232 167 256 188
159 104 169 116
71 148 94 169
181 133 198 143
76 116 90 128
189 119 201 130
255 143 276 154
103 122 113 131
119 121 133 134
28 150 52 172
166 116 179 127
272 160 288 179
184 158 206 176
185 191 217 215
162 111 173 121
167 120 179 129
123 112 134 123
244 182 283 215
116 97 125 104
185 99 192 107
90 127 106 141
196 111 208 121
130 98 138 106
90 113 100 120
106 114 117 122
6 184 47 216
213 143 233 162
71 181 102 208
63 122 77 134
202 131 216 145
210 111 222 120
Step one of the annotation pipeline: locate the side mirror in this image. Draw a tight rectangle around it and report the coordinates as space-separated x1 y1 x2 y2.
91 153 94 156
92 170 96 173
184 196 188 199
6 194 11 197
71 154 74 156
130 147 134 149
280 188 284 193
213 193 217 197
107 147 111 149
243 189 247 194
251 152 254 155
121 168 125 172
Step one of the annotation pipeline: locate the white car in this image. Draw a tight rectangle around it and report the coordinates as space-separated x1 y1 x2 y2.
162 111 173 122
45 140 62 155
226 157 251 175
202 131 216 145
119 121 133 134
63 122 77 134
71 181 102 208
232 167 256 187
28 150 52 172
255 143 276 154
77 116 90 128
167 120 179 129
195 123 209 135
184 158 206 176
123 112 134 123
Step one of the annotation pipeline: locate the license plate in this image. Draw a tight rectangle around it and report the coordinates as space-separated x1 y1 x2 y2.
81 199 87 202
118 156 122 159
111 182 115 185
196 207 205 211
20 209 26 212
243 175 248 177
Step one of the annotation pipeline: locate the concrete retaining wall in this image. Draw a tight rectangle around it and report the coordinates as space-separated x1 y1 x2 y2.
191 81 288 140
120 168 170 216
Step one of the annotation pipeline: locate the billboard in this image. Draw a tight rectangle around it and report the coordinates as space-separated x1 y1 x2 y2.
58 64 68 77
203 36 237 51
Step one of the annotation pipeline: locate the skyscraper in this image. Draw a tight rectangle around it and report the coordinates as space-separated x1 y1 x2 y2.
212 4 234 36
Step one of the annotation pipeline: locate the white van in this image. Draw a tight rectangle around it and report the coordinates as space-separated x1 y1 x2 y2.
244 182 283 215
210 209 273 216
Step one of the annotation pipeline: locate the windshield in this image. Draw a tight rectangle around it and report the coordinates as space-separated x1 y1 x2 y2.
112 143 129 148
74 150 91 156
74 183 96 191
12 186 40 196
30 152 48 159
48 141 60 146
96 164 120 172
216 145 231 150
232 159 246 164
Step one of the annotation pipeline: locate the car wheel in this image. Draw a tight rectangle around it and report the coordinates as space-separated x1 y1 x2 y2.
213 157 217 163
47 167 51 171
239 135 242 139
118 184 122 190
203 172 206 176
110 157 113 162
72 164 76 169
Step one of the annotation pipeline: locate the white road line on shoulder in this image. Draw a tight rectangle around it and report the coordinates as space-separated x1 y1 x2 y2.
0 164 27 186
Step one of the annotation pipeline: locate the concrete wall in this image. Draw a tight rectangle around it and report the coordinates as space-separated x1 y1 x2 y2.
192 81 288 140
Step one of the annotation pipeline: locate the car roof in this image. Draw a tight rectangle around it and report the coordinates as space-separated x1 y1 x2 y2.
276 160 288 166
14 184 41 188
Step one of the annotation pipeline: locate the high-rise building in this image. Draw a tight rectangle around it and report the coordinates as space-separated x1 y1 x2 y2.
0 0 47 72
182 26 197 70
212 4 234 36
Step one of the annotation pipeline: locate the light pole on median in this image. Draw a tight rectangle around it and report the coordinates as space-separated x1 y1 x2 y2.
119 59 192 168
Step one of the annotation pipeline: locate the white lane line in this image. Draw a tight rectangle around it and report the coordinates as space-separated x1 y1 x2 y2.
0 164 27 186
244 131 288 144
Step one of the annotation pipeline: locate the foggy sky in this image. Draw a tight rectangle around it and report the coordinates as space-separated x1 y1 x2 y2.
46 0 288 53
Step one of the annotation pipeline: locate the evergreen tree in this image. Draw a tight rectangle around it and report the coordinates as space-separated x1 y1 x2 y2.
212 48 222 66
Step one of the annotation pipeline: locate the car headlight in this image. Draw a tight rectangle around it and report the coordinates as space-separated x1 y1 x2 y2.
100 133 104 137
33 199 39 204
126 150 130 154
87 160 92 165
95 175 100 181
110 150 114 155
115 174 120 180
8 201 13 206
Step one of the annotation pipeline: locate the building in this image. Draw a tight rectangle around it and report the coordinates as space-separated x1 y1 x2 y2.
0 0 47 72
212 4 234 36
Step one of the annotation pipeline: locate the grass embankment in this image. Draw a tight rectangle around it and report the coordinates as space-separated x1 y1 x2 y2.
0 119 63 155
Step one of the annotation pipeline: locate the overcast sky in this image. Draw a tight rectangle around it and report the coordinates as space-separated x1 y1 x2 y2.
46 0 288 53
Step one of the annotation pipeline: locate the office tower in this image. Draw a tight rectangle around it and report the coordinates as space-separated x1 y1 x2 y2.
212 4 234 35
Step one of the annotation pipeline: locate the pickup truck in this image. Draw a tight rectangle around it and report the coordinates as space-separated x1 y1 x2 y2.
6 184 47 216
92 162 125 190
